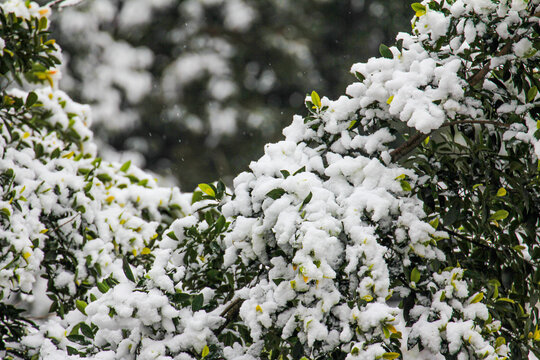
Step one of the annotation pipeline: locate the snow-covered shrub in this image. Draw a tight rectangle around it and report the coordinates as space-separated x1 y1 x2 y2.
1 0 539 359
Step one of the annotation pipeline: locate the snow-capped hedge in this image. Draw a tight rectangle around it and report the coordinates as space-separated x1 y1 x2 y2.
0 0 539 359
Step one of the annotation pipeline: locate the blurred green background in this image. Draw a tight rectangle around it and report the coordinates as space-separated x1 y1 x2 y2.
50 0 414 190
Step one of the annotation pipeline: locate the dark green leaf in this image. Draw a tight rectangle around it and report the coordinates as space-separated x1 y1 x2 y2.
266 188 286 200
379 44 393 59
122 257 136 282
192 294 204 311
25 91 38 107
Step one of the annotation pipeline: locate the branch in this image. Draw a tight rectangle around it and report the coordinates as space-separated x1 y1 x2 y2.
467 38 514 88
442 119 510 129
389 120 510 162
215 297 244 335
50 212 81 233
390 132 428 162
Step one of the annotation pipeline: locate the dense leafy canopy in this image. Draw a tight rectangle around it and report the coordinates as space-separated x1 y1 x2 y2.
0 0 539 360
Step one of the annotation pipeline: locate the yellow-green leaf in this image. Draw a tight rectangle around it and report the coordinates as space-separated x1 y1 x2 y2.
527 86 538 102
496 187 506 197
411 2 426 16
470 292 484 304
489 210 509 221
497 297 515 304
382 352 400 359
362 294 373 302
311 91 321 108
141 247 151 255
410 267 421 283
386 95 394 104
201 345 209 358
120 160 131 172
495 336 506 348
400 180 411 192
198 183 215 198
76 300 87 315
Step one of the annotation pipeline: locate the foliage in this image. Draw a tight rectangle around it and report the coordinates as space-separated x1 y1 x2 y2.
0 0 539 360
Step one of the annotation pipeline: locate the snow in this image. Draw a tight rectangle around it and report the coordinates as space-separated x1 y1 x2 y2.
2 0 539 358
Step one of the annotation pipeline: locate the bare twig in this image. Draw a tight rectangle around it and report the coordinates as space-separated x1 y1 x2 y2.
50 212 81 233
215 297 244 335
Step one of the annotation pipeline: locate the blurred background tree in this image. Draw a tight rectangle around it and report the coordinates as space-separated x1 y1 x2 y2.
48 0 414 190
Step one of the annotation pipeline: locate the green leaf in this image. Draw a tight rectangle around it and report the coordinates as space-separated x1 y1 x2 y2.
96 173 112 183
400 180 411 191
379 44 393 59
396 38 404 52
201 345 210 358
489 210 509 221
192 293 204 311
382 352 400 359
497 297 515 304
527 86 538 102
38 17 48 31
120 160 131 172
354 72 365 82
122 257 136 282
25 91 38 107
311 91 321 108
299 192 312 210
266 188 286 200
470 292 484 304
410 267 421 283
429 218 439 229
411 2 426 12
495 336 506 348
96 282 109 294
293 166 306 175
280 170 290 178
411 2 426 16
76 300 87 315
496 187 506 197
382 325 390 338
80 323 93 338
198 183 215 198
191 191 203 204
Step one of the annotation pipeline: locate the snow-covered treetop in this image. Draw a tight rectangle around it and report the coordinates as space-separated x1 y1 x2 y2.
0 0 539 359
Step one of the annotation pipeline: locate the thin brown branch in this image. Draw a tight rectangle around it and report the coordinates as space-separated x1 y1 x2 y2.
390 132 429 162
390 119 511 162
215 297 244 335
467 39 514 88
51 212 81 233
442 120 510 129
